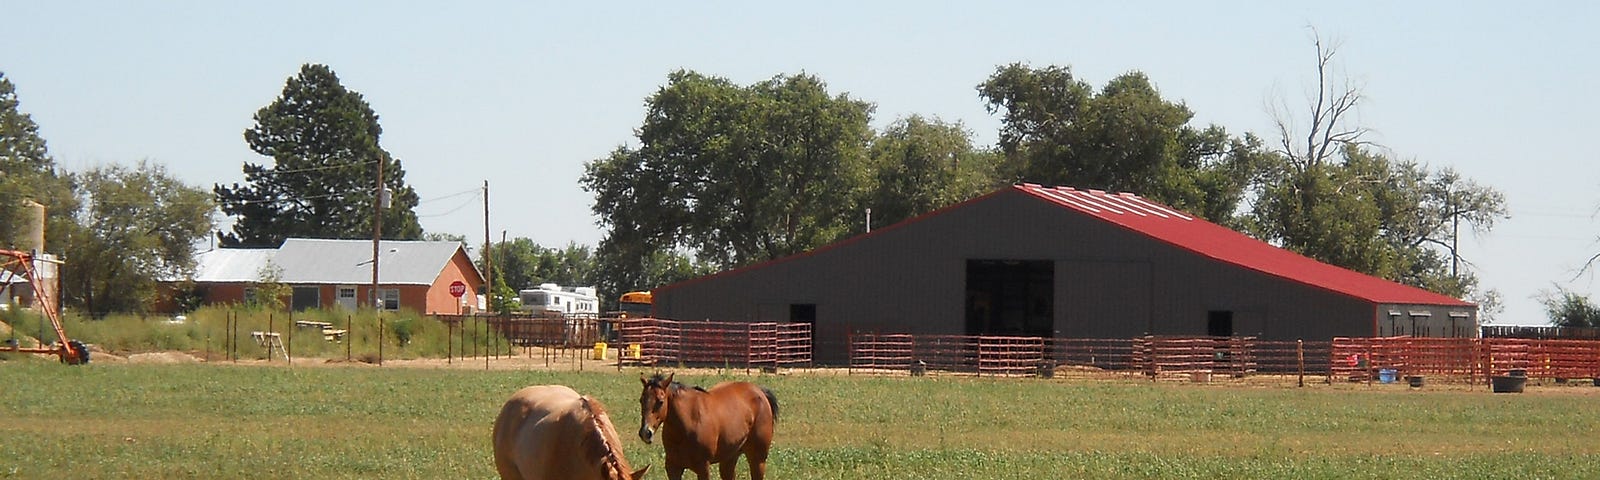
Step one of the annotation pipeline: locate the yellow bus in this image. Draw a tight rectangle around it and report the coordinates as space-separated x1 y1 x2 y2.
617 290 652 318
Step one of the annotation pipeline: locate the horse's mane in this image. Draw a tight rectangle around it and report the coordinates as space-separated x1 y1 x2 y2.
646 373 708 393
579 396 633 480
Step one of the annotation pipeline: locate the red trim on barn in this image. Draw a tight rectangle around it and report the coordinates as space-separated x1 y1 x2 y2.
1015 184 1472 307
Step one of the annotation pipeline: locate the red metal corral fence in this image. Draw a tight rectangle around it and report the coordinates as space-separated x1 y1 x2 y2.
849 333 1336 380
847 333 1600 384
1330 336 1600 382
612 318 813 371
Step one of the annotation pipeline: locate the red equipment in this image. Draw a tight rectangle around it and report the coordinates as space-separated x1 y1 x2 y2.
1 249 85 364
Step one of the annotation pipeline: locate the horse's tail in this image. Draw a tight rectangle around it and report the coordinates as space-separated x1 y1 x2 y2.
760 386 779 422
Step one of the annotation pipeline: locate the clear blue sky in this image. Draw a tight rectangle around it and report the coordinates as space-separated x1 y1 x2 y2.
6 2 1596 325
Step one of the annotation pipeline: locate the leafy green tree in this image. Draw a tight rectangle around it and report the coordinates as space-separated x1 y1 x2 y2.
583 70 874 271
592 243 715 311
0 71 77 250
215 64 420 247
249 261 291 311
1539 287 1600 328
485 238 598 291
57 161 215 315
864 115 1002 228
977 64 1265 224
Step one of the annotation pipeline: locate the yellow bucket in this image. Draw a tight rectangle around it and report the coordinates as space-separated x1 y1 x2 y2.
592 342 608 360
627 343 642 359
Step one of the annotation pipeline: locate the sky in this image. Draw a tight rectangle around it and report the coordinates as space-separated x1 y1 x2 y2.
4 2 1596 325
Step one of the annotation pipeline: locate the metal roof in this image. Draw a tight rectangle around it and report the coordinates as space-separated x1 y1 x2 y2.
1015 184 1473 307
191 248 277 283
191 238 476 286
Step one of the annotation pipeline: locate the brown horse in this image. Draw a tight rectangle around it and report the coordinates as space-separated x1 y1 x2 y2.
638 373 778 480
493 385 650 480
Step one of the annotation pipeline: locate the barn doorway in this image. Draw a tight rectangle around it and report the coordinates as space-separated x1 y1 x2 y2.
1207 310 1234 337
965 260 1053 337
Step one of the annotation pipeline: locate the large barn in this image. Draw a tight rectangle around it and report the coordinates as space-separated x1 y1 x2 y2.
652 184 1477 361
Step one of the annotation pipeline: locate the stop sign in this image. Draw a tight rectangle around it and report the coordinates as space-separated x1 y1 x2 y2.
449 280 467 297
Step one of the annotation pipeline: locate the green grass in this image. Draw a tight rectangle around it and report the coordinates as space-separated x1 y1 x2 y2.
2 305 504 362
2 361 1598 479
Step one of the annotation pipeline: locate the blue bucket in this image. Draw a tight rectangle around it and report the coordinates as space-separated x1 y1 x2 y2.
1378 368 1397 384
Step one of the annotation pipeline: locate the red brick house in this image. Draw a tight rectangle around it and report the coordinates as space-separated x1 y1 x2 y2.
179 238 485 314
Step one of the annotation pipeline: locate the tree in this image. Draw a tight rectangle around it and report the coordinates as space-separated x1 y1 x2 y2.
977 64 1265 224
864 115 1002 228
1539 287 1600 328
57 161 215 315
485 238 599 291
582 70 875 292
249 261 291 311
591 243 715 311
0 71 77 250
215 64 420 247
1247 32 1508 298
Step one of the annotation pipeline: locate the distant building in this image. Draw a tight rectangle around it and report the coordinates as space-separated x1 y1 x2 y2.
166 238 484 314
652 184 1478 362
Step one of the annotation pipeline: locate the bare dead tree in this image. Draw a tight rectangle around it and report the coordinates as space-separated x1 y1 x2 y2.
1267 28 1375 174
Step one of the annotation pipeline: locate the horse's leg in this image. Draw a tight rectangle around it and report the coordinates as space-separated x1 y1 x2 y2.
666 465 686 480
747 455 767 480
717 460 737 480
746 424 773 480
689 462 711 480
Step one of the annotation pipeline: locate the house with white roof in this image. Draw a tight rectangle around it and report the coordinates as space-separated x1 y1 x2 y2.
166 238 484 314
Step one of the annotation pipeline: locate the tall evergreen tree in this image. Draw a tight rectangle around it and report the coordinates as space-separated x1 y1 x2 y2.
0 71 77 250
215 64 420 247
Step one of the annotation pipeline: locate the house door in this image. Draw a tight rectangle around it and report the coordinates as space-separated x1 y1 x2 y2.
291 287 320 311
337 286 357 310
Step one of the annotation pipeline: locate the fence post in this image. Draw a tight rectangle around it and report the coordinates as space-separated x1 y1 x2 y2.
447 318 453 365
1297 339 1305 388
378 316 384 367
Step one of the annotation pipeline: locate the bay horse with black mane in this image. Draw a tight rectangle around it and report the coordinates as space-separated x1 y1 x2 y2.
638 373 778 480
493 385 650 480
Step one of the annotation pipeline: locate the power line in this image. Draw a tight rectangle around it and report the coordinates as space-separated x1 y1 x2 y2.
231 159 379 177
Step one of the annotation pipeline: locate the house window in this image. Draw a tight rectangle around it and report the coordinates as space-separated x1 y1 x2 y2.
381 288 400 311
339 287 356 300
243 287 258 305
368 288 401 310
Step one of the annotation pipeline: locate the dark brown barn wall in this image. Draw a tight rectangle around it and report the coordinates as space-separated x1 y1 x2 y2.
656 189 1401 362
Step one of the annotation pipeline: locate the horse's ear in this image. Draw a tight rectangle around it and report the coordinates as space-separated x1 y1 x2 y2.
631 465 650 479
666 372 674 385
640 373 648 386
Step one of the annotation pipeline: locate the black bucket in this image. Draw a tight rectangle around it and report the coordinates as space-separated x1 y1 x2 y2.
1406 375 1424 388
1491 375 1527 393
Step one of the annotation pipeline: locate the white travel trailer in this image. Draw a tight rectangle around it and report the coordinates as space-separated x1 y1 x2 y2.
518 283 599 316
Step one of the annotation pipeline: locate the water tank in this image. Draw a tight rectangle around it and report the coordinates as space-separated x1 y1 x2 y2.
22 199 45 252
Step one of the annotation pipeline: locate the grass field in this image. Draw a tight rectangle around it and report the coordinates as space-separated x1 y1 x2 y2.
3 359 1599 479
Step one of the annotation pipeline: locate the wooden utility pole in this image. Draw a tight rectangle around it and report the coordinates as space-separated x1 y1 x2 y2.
483 180 493 313
372 155 385 311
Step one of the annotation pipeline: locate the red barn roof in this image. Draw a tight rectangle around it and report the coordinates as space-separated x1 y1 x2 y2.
1016 184 1473 307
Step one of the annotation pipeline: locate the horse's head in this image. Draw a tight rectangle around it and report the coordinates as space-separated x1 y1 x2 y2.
637 372 674 444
